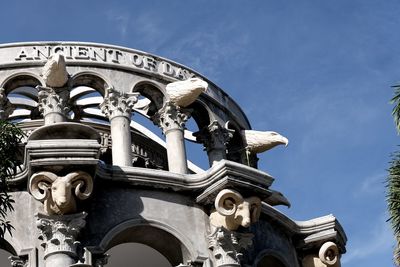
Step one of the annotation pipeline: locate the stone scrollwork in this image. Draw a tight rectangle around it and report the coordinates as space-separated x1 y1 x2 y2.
302 241 341 267
29 171 93 215
99 87 139 120
36 212 87 260
9 256 28 267
0 87 15 120
209 189 261 231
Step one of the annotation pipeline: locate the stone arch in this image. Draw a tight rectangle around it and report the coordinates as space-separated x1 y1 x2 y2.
254 250 289 267
188 99 212 134
69 71 111 96
0 239 17 256
1 72 44 93
99 218 197 266
132 80 165 116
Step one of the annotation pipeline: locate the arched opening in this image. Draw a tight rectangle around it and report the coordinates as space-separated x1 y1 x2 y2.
0 239 17 266
255 252 288 267
100 221 195 267
132 81 165 117
70 72 110 97
106 242 171 267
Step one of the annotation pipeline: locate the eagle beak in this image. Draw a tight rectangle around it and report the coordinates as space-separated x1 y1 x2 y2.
280 136 289 147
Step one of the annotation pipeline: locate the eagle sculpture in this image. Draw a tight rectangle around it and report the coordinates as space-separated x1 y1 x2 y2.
265 189 291 207
42 53 69 87
166 78 208 107
241 130 288 154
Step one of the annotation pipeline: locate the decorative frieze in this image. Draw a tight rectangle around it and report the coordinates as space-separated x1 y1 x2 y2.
36 212 87 260
29 171 93 215
99 88 138 120
0 87 15 119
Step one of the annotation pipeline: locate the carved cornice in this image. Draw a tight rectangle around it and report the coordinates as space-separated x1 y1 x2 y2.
153 102 192 134
99 88 138 120
36 212 87 259
37 86 70 117
0 87 15 119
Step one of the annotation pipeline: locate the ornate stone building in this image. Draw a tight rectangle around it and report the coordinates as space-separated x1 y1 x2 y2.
0 42 346 267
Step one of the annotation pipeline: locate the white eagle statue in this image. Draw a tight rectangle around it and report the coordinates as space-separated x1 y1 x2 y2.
166 78 208 107
241 130 289 154
42 52 69 87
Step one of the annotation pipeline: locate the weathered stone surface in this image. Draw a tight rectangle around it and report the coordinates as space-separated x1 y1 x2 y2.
166 78 208 107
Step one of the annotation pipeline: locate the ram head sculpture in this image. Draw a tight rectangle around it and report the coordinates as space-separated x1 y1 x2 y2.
166 78 208 107
209 189 261 231
29 171 93 215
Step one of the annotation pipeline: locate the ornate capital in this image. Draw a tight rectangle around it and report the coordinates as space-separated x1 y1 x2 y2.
36 212 87 259
0 88 15 120
37 86 70 118
195 121 233 152
153 102 192 133
302 241 341 267
29 171 93 215
100 88 138 120
208 226 253 267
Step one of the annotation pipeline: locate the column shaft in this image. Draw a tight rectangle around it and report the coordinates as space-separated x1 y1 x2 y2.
110 116 133 166
165 128 188 173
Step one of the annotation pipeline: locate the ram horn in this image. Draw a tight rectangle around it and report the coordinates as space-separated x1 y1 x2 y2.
247 196 262 223
319 241 339 266
215 189 243 217
65 171 93 200
29 171 58 201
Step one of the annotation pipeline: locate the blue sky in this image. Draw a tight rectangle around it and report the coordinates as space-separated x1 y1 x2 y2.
0 1 398 266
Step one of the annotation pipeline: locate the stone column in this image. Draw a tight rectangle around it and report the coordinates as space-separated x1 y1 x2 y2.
37 86 69 124
36 212 87 267
195 121 233 166
100 88 139 166
154 102 191 174
0 88 15 120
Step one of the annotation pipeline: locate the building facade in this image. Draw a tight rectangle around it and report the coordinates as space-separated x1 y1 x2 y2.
0 42 346 267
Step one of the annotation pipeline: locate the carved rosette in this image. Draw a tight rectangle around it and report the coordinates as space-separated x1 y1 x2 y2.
208 226 253 267
195 121 233 152
0 88 15 120
99 88 139 120
153 102 192 134
36 212 87 259
37 86 70 118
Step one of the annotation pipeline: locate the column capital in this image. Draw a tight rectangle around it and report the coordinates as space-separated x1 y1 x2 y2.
195 121 233 152
36 212 87 260
208 226 254 267
153 102 192 134
37 86 70 118
0 88 15 120
100 88 139 120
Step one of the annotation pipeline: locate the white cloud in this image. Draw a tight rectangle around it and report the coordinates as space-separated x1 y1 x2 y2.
105 9 131 41
353 172 386 198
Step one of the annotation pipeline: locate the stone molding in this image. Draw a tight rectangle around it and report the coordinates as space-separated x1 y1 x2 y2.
0 87 15 119
36 212 87 260
100 87 138 120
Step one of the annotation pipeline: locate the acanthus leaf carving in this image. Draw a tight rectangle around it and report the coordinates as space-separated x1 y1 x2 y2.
99 87 139 120
153 102 192 134
37 86 70 118
195 121 233 152
36 212 87 260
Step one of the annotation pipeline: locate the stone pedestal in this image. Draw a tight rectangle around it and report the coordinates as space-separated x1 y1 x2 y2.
154 102 191 174
37 86 69 124
100 88 138 166
36 212 87 267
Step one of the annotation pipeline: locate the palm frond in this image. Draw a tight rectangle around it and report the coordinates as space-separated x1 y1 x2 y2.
391 85 400 134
